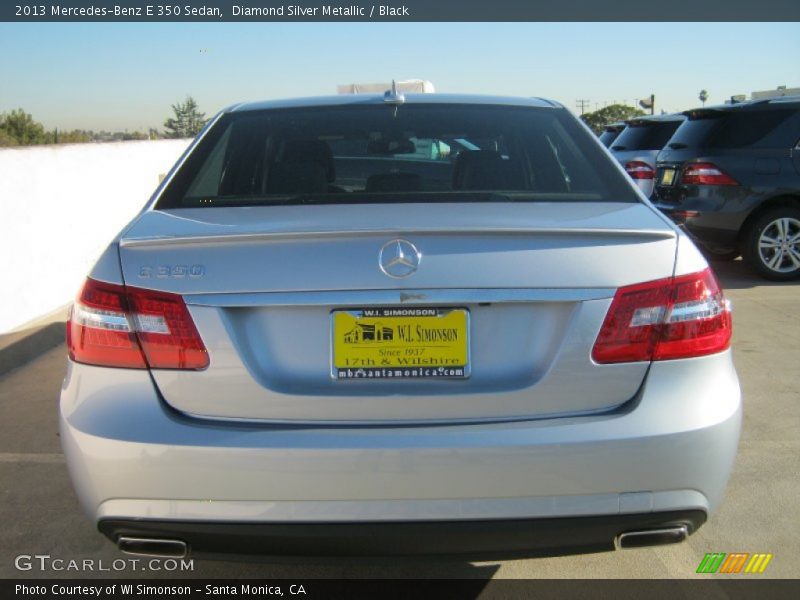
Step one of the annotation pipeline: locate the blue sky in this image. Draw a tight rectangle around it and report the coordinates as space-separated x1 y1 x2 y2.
0 22 798 130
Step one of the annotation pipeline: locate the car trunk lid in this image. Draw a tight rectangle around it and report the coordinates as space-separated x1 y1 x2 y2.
118 201 677 423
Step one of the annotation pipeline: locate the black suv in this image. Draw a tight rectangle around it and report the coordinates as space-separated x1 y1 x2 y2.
653 97 800 280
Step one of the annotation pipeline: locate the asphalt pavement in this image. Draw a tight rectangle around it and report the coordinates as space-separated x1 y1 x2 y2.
1 259 797 579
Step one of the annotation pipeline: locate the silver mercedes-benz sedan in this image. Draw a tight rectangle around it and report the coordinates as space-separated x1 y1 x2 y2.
60 93 741 560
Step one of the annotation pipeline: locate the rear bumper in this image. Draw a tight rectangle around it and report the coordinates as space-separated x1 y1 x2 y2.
99 511 706 559
60 350 740 556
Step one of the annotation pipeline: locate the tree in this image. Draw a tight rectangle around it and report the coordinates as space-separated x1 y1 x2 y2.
699 89 709 106
58 129 92 143
163 96 207 138
0 109 47 145
580 104 646 135
44 128 92 144
0 128 18 147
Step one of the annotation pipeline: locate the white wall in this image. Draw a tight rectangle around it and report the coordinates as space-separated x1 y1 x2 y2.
0 139 191 333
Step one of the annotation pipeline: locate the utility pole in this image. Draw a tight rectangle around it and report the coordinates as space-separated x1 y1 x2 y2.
575 99 591 115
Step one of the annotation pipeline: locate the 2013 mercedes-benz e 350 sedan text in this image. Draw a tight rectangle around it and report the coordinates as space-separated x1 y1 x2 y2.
60 93 741 559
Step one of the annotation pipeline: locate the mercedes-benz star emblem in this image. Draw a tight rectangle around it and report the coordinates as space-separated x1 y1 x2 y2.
379 239 421 279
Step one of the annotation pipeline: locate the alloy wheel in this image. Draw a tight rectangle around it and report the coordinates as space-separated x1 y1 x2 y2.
757 217 800 274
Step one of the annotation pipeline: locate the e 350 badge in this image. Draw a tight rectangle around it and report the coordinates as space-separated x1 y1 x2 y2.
139 265 205 279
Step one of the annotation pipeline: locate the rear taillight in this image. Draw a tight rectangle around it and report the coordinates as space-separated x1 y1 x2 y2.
67 278 209 370
592 268 731 364
681 162 738 186
66 279 146 369
624 161 655 180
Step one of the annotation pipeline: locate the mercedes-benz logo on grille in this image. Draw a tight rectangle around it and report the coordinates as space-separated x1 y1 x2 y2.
379 239 421 279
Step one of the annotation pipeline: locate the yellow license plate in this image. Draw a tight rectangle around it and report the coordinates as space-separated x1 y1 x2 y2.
660 168 676 186
332 308 470 380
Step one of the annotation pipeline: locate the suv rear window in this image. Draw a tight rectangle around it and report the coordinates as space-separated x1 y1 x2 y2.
157 104 638 208
599 127 623 147
667 108 796 149
611 120 683 152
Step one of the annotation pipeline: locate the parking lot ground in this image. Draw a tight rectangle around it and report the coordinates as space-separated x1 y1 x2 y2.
1 259 798 579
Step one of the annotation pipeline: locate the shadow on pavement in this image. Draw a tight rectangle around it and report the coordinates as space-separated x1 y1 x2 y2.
709 258 800 290
0 320 65 376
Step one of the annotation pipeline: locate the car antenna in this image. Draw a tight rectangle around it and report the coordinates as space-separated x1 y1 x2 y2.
384 80 405 117
384 80 405 104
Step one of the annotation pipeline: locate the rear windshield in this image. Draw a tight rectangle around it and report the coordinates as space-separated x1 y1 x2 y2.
611 120 683 151
667 108 796 149
599 128 623 147
157 104 639 208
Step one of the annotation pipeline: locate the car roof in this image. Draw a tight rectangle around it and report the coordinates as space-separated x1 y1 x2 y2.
683 96 800 117
227 93 562 113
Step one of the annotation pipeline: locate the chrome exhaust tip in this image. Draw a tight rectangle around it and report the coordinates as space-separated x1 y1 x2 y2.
615 525 688 549
117 536 188 558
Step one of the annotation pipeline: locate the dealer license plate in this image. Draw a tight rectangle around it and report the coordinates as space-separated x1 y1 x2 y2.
331 307 470 380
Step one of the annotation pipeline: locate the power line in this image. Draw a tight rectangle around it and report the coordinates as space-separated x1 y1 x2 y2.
575 99 591 115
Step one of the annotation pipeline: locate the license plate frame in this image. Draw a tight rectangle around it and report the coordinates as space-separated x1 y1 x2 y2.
331 307 471 380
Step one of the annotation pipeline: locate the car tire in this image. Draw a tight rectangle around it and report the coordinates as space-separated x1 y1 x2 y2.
701 244 740 262
743 207 800 280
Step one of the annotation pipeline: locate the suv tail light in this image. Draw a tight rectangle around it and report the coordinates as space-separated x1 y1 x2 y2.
624 161 655 180
67 278 209 370
592 268 732 364
681 162 739 186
